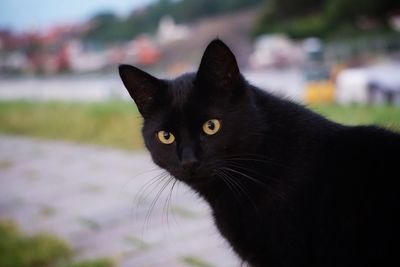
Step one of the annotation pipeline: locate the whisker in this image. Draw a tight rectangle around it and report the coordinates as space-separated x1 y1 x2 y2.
143 175 173 233
132 173 168 219
222 162 267 180
216 170 243 203
168 179 178 224
219 169 248 198
218 169 260 213
223 164 289 202
134 171 169 208
221 154 287 168
163 178 178 227
135 171 170 231
220 166 266 187
122 167 162 196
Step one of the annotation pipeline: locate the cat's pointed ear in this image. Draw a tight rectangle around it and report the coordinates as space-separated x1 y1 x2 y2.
119 64 162 117
197 39 241 90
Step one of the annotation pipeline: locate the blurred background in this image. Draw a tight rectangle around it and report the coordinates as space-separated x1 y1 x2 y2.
0 0 400 267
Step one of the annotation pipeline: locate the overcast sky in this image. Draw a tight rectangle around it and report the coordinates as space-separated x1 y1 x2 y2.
0 0 154 32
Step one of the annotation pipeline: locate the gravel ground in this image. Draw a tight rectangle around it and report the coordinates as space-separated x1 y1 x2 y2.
0 135 240 267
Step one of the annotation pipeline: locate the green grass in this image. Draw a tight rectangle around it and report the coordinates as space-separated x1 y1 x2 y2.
0 100 143 150
0 220 113 267
0 101 399 150
311 104 400 131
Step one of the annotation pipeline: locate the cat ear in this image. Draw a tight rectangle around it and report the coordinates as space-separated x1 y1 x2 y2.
119 64 162 117
197 39 241 90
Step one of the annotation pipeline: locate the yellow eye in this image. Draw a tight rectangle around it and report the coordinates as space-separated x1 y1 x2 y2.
157 131 175 144
202 119 221 135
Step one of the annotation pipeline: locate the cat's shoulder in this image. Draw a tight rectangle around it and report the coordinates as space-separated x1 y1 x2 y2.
327 124 400 167
336 124 400 146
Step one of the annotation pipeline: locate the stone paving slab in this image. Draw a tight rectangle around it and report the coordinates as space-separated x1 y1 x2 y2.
0 135 241 267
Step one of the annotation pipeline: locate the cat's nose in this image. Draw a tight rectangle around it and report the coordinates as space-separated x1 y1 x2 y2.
180 147 198 169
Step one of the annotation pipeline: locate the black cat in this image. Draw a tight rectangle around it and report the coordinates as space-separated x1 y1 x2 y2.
119 39 400 267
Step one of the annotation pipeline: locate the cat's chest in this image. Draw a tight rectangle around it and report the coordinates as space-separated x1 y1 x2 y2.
209 189 308 266
211 196 279 255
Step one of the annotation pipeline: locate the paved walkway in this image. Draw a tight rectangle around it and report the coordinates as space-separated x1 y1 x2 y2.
0 135 240 267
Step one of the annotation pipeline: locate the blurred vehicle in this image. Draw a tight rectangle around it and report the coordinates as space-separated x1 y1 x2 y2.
303 38 335 104
305 79 335 104
336 63 400 105
336 69 368 104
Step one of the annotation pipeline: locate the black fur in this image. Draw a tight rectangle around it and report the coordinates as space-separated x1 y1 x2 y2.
119 39 400 267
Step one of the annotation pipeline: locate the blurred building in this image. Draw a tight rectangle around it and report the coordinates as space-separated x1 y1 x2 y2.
156 16 190 45
249 34 303 69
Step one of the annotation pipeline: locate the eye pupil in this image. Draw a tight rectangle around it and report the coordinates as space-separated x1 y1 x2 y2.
157 130 175 144
163 132 170 139
202 119 220 135
207 121 215 130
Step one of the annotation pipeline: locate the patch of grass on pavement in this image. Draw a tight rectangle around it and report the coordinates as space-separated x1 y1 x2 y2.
0 220 113 267
63 259 113 267
181 256 215 267
77 217 101 231
171 206 198 219
0 159 13 170
123 235 150 251
39 205 57 217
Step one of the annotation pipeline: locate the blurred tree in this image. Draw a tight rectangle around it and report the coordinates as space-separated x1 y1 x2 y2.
83 0 263 43
325 0 399 24
85 12 125 42
254 0 400 39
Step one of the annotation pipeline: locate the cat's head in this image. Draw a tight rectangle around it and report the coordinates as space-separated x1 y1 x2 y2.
119 39 265 187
